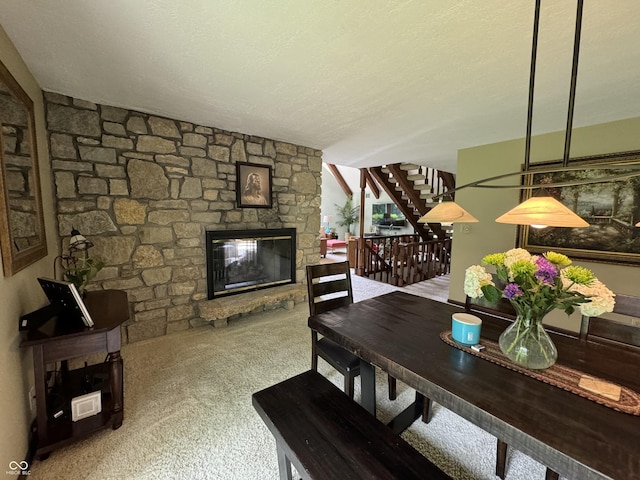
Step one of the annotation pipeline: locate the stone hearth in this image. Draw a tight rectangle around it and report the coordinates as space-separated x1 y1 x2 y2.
198 284 306 327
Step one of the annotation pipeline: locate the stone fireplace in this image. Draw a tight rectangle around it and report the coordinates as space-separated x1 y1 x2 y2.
206 228 296 299
44 92 322 342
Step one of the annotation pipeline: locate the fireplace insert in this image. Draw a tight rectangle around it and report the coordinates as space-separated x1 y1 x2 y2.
205 228 296 299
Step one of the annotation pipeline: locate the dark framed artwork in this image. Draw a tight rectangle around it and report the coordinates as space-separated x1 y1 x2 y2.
236 162 272 208
518 151 640 265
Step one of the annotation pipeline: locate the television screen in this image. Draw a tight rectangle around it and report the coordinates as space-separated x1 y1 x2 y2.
372 203 405 226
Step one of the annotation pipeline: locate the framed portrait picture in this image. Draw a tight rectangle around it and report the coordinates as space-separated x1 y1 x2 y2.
236 162 272 208
518 151 640 265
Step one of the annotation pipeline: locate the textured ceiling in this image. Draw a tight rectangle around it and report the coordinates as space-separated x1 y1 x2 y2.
0 1 639 172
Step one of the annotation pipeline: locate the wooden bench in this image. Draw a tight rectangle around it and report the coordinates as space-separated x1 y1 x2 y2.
252 370 451 480
326 239 347 253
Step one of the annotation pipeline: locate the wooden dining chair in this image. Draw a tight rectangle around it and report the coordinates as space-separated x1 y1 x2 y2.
465 294 516 319
306 261 397 400
579 293 640 348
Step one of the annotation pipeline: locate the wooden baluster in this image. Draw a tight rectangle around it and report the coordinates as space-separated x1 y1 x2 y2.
412 244 419 284
395 242 402 287
408 243 412 284
419 242 425 282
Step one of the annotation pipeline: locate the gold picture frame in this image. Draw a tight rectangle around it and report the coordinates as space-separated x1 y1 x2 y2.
518 151 640 265
0 59 48 276
236 162 272 208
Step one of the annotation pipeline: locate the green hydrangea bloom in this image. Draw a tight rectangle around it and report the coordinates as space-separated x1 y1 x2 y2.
543 251 572 267
563 265 595 286
482 253 506 266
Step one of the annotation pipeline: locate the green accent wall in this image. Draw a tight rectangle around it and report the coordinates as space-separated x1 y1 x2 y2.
449 117 640 331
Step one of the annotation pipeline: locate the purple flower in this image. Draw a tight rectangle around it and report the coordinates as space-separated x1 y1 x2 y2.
535 257 558 285
503 283 523 299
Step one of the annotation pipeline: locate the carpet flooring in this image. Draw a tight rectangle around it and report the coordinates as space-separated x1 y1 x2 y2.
28 273 556 479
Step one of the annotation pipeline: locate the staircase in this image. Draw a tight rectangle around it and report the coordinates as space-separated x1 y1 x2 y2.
368 163 455 241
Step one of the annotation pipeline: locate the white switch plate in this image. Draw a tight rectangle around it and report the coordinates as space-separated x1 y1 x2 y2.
71 391 102 422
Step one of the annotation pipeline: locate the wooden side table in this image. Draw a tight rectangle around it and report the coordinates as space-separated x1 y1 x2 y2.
20 290 129 459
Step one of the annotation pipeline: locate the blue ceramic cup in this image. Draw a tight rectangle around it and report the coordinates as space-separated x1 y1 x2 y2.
451 313 482 345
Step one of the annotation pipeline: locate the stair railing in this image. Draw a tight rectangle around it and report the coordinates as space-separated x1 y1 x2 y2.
355 234 450 286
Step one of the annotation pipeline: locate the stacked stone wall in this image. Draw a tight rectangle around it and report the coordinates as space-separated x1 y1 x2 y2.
44 92 322 342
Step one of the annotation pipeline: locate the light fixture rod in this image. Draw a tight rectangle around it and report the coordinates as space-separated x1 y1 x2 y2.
524 0 542 171
562 0 584 167
433 160 640 198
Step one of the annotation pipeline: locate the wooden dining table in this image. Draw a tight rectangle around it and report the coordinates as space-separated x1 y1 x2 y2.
308 291 640 480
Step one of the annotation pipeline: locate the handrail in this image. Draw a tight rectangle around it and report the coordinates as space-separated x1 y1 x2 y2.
355 234 451 286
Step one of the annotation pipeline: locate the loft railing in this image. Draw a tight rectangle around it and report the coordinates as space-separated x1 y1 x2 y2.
354 235 451 286
392 238 452 286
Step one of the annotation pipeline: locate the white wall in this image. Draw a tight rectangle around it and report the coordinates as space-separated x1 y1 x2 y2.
449 117 640 330
0 27 58 468
320 165 347 237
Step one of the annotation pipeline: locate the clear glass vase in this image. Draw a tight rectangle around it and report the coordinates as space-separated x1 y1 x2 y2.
498 308 557 369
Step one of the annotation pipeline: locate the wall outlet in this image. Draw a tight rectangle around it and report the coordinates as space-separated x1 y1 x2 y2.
461 224 472 234
28 386 36 413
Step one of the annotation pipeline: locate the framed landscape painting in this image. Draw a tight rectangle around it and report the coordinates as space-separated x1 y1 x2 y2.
518 151 640 265
236 162 272 208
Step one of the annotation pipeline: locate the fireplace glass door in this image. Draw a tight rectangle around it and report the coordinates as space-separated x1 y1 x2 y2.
206 229 295 299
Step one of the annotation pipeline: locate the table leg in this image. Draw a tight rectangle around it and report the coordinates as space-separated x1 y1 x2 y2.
496 438 507 479
545 468 559 480
359 360 376 417
387 391 425 435
276 445 293 480
32 345 48 446
109 351 124 428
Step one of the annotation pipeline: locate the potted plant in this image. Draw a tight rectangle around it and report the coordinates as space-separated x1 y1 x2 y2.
334 196 359 240
63 255 104 296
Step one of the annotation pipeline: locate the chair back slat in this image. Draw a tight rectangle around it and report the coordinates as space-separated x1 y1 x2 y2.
613 293 640 318
580 293 640 348
465 295 516 320
311 278 351 298
308 262 351 278
587 317 640 348
306 262 353 316
311 296 353 316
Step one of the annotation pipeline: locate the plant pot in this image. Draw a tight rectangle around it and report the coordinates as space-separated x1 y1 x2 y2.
498 310 557 370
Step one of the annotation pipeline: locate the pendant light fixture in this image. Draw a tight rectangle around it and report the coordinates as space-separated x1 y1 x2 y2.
420 0 637 226
495 0 588 228
418 198 478 224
